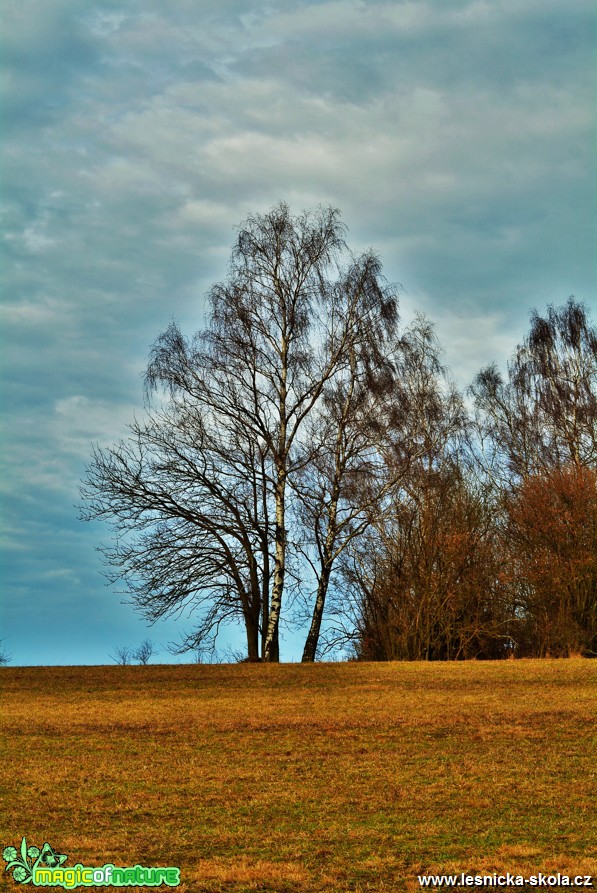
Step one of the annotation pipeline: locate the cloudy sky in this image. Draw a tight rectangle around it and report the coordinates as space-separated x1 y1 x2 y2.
2 0 595 666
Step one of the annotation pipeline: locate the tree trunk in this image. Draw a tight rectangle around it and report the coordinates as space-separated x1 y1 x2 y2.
302 563 332 661
264 319 288 663
263 467 285 661
302 419 345 662
245 612 260 661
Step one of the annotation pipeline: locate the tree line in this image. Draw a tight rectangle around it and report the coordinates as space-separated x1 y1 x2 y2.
80 203 597 661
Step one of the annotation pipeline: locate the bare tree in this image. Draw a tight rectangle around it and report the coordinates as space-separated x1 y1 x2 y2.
505 465 597 657
132 638 156 665
469 299 597 657
0 640 12 666
82 203 400 661
296 315 453 661
347 465 513 661
471 298 597 482
109 645 132 666
83 390 269 661
196 204 385 661
327 325 493 661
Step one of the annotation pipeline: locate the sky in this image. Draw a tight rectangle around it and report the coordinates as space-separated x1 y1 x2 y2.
1 0 595 666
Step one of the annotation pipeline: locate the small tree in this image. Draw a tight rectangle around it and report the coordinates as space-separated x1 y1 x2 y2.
132 639 156 665
0 640 12 666
344 464 512 661
109 645 132 666
507 465 597 656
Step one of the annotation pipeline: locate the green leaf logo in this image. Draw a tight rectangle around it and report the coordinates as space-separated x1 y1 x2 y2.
2 837 67 885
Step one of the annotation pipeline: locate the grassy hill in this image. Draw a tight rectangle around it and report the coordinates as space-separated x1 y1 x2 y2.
1 660 595 891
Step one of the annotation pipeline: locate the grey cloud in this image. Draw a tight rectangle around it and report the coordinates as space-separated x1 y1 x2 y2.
1 1 105 131
230 1 594 101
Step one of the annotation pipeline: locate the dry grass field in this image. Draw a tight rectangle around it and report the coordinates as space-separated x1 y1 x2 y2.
1 660 595 892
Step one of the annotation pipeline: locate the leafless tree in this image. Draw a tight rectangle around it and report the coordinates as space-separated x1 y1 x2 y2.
132 638 156 665
345 465 514 661
83 387 270 661
296 315 460 660
471 298 597 482
467 298 597 658
291 253 403 660
82 203 401 661
0 640 12 666
109 645 132 666
505 465 597 657
326 325 490 660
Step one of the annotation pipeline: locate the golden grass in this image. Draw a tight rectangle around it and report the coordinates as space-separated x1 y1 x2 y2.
1 660 596 892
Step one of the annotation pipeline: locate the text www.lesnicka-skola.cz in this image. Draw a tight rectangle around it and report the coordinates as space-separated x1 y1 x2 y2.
418 874 594 887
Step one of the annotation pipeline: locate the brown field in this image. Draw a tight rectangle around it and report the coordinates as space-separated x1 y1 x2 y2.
1 660 596 892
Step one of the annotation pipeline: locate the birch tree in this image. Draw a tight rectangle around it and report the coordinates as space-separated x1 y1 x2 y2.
471 298 597 481
293 255 398 662
81 202 399 661
197 202 348 661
